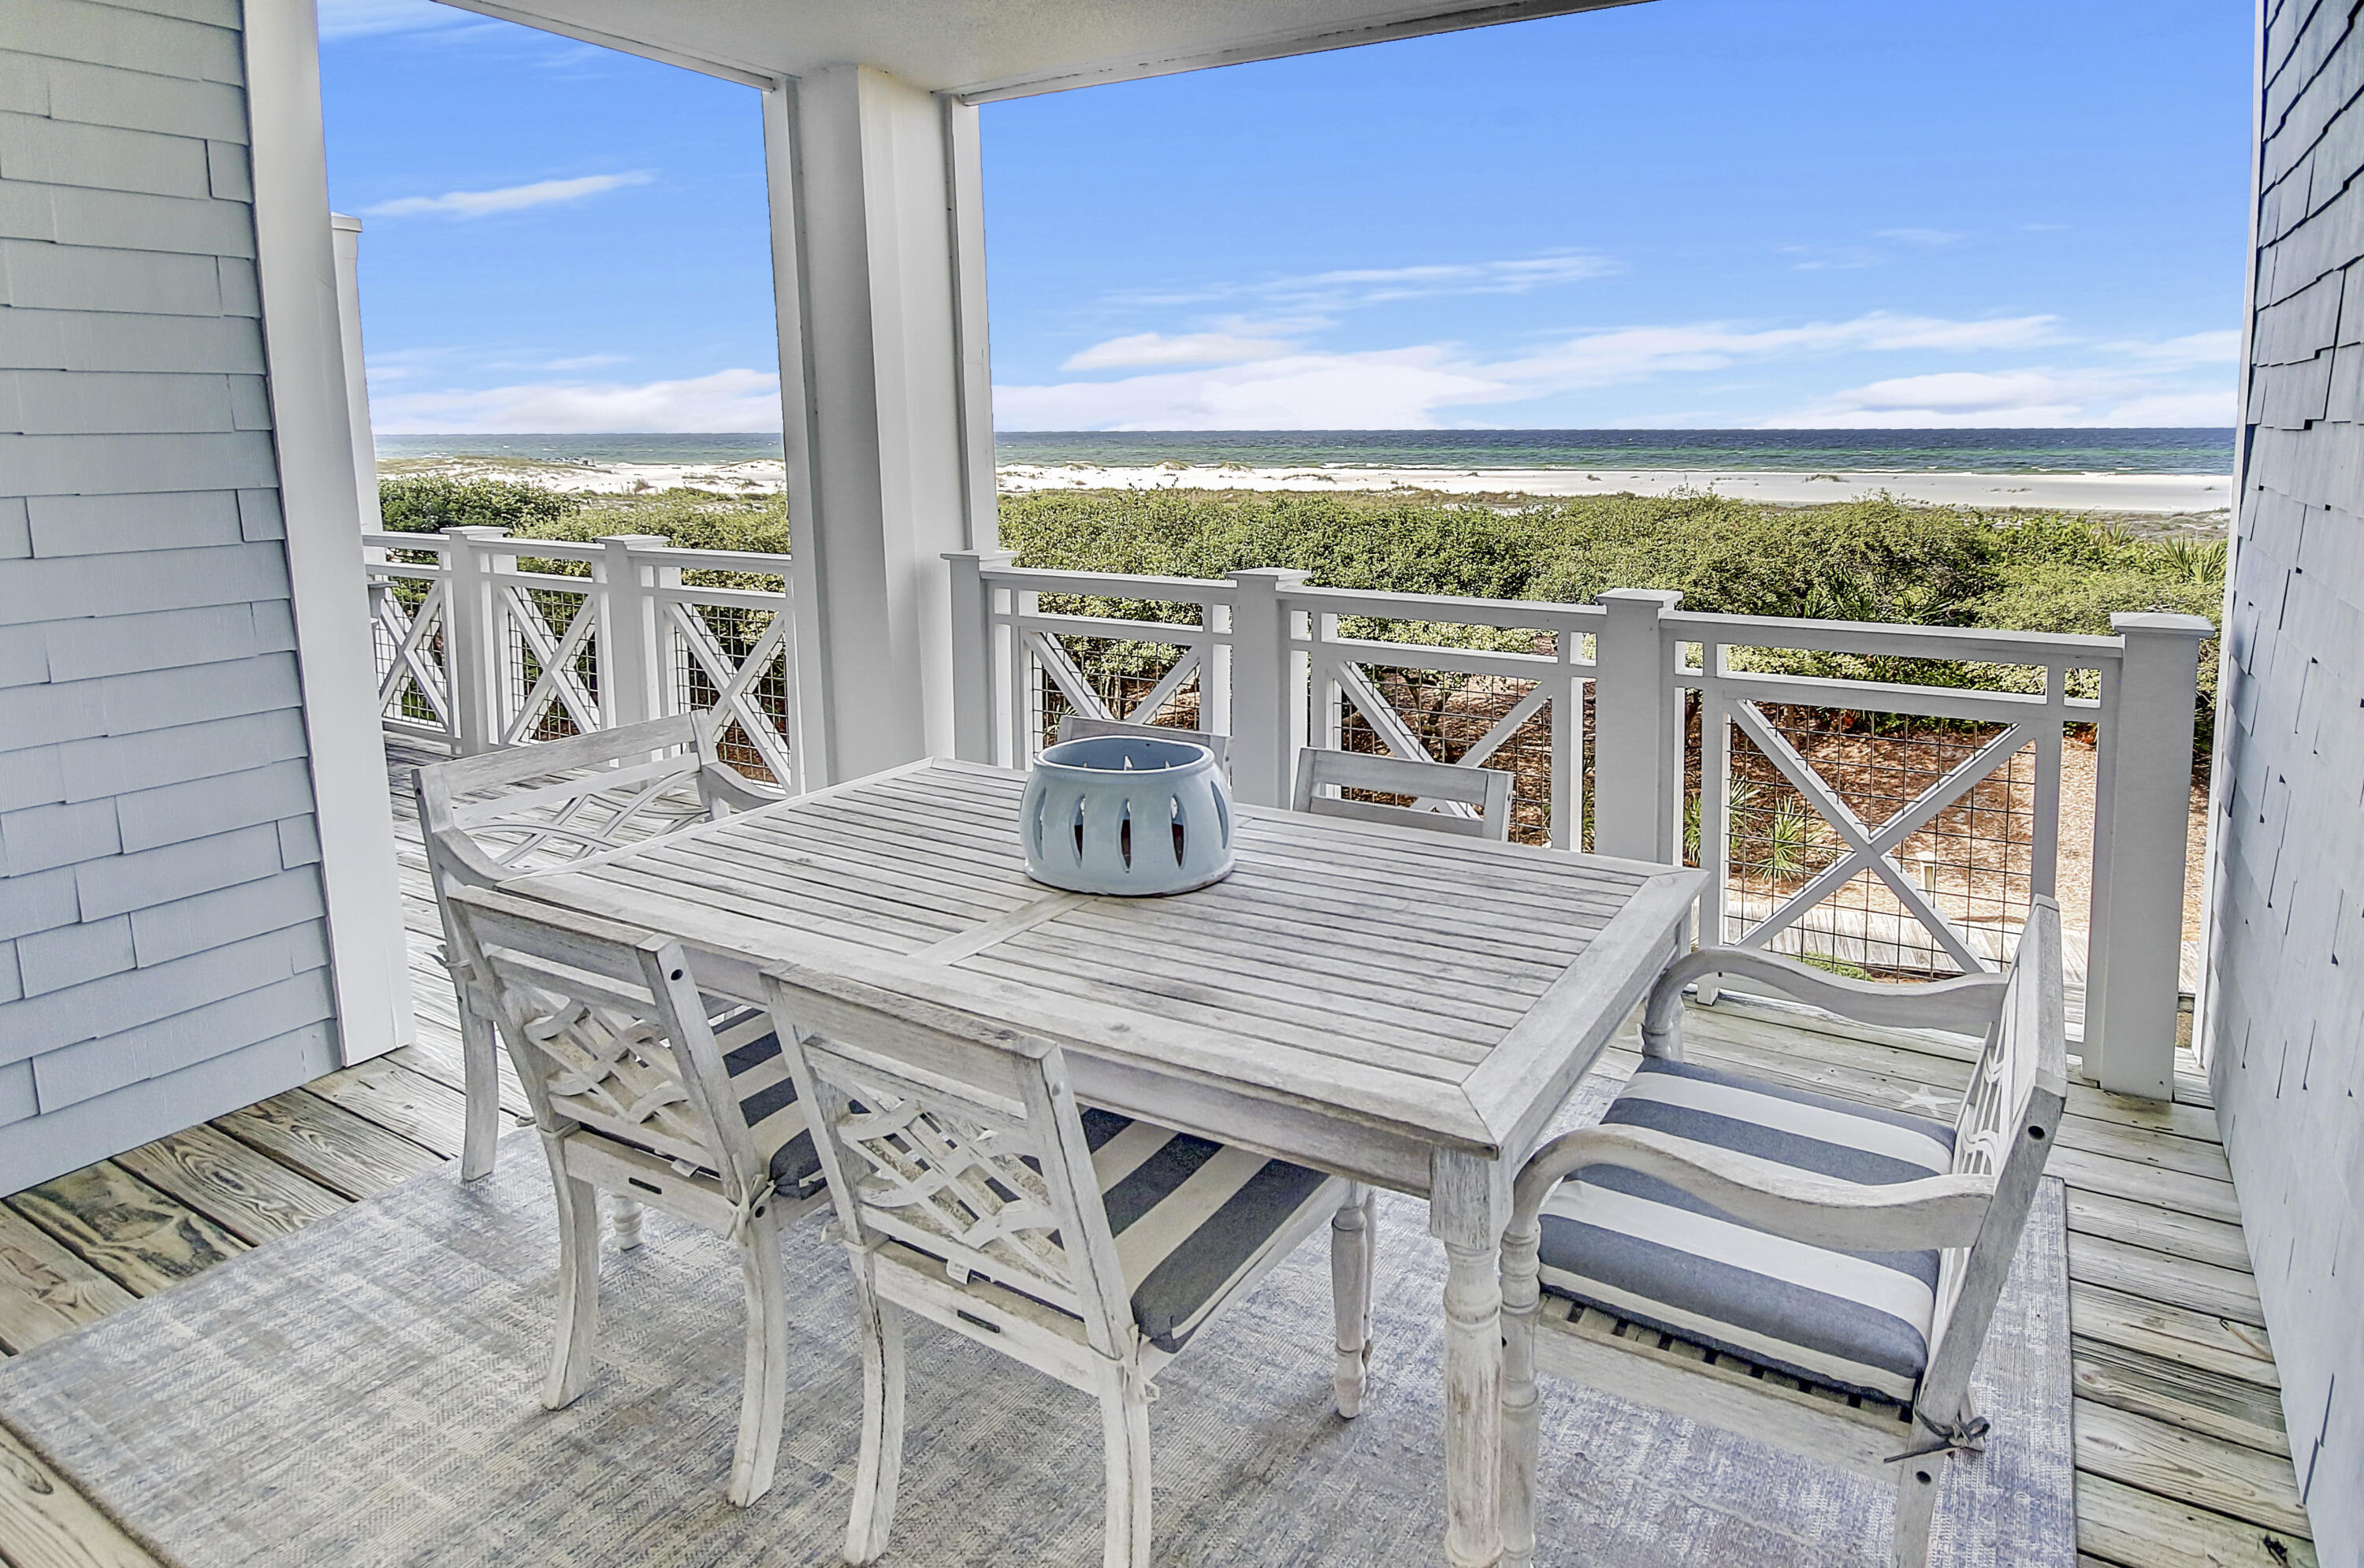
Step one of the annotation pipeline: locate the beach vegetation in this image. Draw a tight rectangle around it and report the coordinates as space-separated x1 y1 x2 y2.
377 478 2219 743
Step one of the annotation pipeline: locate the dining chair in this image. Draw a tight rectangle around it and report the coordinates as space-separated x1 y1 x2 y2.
415 710 782 1181
1291 746 1513 840
440 885 830 1507
759 959 1361 1568
1055 713 1232 775
1499 896 2068 1567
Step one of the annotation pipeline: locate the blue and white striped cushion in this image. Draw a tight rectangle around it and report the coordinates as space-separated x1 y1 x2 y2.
707 1009 824 1195
1077 1108 1334 1354
1536 1057 1956 1403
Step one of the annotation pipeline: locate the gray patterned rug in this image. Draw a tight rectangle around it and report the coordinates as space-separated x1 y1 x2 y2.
0 1094 2072 1567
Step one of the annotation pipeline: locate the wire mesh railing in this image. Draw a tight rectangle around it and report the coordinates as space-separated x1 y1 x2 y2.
359 529 804 790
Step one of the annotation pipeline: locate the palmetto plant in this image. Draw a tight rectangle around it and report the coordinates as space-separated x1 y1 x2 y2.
1710 779 1836 883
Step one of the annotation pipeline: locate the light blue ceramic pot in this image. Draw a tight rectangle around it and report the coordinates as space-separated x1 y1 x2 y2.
1020 735 1235 896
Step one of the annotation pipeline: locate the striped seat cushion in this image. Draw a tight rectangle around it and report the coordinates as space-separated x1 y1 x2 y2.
1075 1108 1335 1354
1536 1057 1956 1403
701 1009 823 1196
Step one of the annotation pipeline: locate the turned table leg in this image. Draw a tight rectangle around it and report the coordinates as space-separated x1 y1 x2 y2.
1432 1149 1507 1568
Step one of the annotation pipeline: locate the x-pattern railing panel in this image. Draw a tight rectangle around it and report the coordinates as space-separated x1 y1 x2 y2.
497 578 601 745
1727 700 2033 974
370 578 454 736
668 598 796 786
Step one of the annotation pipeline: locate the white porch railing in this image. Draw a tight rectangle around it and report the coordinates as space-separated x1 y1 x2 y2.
360 530 2207 1098
946 551 2210 1098
362 527 805 786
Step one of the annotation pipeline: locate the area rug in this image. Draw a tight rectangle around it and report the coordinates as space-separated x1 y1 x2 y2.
0 1086 2072 1567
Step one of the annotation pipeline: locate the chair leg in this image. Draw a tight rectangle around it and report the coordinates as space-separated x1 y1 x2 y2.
1498 1217 1544 1568
611 1197 644 1250
1330 1183 1377 1418
458 990 504 1181
845 1272 906 1563
727 1218 792 1507
1097 1364 1154 1568
541 1143 602 1410
1890 1450 1942 1568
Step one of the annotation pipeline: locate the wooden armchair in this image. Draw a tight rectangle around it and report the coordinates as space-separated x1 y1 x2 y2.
1056 714 1232 774
440 886 829 1506
1292 746 1512 840
414 712 782 1180
759 958 1359 1568
1500 897 2068 1568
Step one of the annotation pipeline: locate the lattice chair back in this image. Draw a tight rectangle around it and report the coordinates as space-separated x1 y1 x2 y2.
760 961 1136 1361
1919 894 2069 1425
441 886 771 1213
412 713 712 887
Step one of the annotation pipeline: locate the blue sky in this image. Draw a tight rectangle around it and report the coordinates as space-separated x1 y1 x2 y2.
320 0 2252 433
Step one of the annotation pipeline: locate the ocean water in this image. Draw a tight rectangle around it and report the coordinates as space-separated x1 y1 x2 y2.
376 428 2236 475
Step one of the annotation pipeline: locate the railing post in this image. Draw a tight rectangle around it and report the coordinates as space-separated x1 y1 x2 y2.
441 526 508 756
2084 611 2213 1098
1226 567 1310 808
945 548 1015 764
597 535 671 732
1591 589 1683 863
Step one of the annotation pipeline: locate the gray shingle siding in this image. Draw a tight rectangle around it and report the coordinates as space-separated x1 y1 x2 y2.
0 1 339 1195
2214 2 2364 1558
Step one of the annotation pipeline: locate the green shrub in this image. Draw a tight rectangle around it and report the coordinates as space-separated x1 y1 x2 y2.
377 476 585 533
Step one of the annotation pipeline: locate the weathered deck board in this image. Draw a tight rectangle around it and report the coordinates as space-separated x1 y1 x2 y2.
0 1423 165 1568
214 1091 446 1202
304 1058 474 1161
0 741 2314 1568
6 1165 245 1298
0 1210 136 1356
113 1127 349 1249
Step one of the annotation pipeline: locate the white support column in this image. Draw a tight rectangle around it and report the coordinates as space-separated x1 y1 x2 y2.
245 0 412 1061
944 548 1014 764
329 214 380 530
1226 568 1310 808
760 68 996 787
440 526 508 756
597 535 671 730
1591 589 1682 864
2085 611 2213 1098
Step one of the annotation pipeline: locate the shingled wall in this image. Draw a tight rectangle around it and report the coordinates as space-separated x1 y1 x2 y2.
2211 0 2364 1556
0 0 341 1193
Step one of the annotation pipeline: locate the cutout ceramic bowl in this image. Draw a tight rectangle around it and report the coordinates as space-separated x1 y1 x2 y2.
1019 735 1234 895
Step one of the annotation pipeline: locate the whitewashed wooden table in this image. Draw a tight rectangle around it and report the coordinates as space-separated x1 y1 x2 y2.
503 758 1704 1567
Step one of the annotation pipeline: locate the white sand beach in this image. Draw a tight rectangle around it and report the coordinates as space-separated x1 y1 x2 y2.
994 463 2233 515
378 455 2232 520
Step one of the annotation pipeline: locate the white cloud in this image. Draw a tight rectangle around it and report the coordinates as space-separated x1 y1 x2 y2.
2106 329 2242 368
1000 312 2063 431
318 0 472 38
1877 228 1966 247
1487 312 2061 388
362 171 653 220
1061 332 1294 370
998 348 1504 431
1780 244 1886 272
996 310 2239 431
1760 366 2236 428
372 368 781 433
1118 252 1614 312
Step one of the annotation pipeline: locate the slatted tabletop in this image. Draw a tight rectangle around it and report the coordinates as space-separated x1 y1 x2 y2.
510 758 1703 1177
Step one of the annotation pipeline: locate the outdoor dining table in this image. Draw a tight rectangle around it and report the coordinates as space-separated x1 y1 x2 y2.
499 756 1705 1567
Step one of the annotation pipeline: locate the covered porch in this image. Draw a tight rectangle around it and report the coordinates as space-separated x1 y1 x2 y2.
0 731 2303 1566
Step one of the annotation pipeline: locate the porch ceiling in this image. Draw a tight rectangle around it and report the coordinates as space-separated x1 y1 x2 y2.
428 0 1649 98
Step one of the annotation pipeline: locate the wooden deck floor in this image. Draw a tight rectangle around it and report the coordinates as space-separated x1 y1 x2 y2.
0 747 2318 1567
